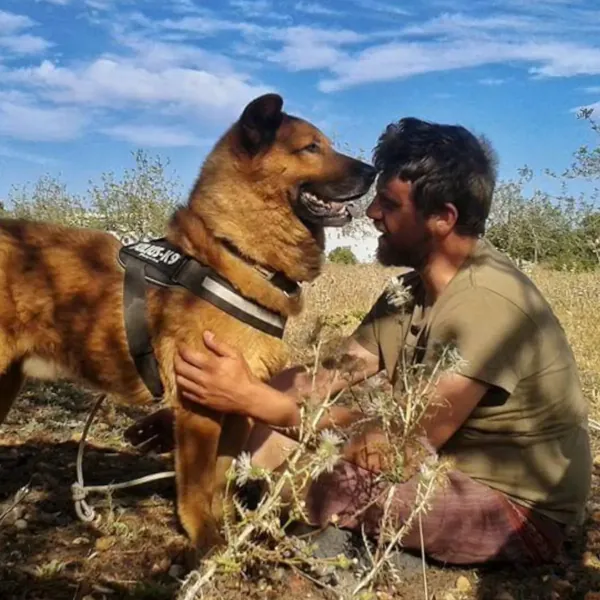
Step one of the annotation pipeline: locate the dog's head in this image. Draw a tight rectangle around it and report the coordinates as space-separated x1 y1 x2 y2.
235 93 376 229
186 94 377 283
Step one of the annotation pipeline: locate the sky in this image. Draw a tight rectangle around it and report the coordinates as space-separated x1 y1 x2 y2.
0 0 599 215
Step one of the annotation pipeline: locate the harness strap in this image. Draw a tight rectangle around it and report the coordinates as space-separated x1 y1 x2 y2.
173 260 286 338
123 258 165 400
119 237 290 401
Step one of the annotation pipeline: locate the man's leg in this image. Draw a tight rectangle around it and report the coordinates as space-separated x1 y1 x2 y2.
246 424 567 566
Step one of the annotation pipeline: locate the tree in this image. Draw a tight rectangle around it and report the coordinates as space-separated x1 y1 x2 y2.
328 246 358 265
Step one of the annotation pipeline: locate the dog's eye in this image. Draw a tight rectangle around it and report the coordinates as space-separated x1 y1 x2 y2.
302 143 320 154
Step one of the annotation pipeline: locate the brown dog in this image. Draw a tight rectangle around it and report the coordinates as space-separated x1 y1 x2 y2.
0 93 376 557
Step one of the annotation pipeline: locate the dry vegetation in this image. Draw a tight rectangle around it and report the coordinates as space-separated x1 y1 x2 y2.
1 260 600 600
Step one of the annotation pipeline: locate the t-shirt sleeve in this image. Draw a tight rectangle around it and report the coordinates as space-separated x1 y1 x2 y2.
351 271 420 369
431 288 538 394
351 291 389 356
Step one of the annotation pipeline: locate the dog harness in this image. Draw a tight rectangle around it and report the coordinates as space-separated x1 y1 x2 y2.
118 237 298 400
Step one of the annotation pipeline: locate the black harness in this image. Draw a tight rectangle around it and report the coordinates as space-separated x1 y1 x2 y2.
118 238 297 400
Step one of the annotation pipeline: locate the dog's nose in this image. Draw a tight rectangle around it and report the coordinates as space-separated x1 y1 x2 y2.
353 160 377 181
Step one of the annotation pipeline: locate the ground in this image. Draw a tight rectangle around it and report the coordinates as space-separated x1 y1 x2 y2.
1 263 599 600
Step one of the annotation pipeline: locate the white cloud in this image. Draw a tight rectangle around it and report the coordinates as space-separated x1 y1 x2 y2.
479 77 509 85
318 40 600 92
0 10 35 34
294 2 342 16
229 0 272 16
10 57 272 122
266 26 367 70
401 12 541 37
0 99 86 141
101 124 210 147
0 10 50 57
347 0 411 16
270 42 344 70
0 34 51 55
85 0 114 10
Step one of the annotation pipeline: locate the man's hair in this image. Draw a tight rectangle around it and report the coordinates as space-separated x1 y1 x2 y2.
373 117 498 236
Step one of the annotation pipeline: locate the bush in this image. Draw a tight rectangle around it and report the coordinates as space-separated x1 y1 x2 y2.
3 149 182 243
328 246 358 265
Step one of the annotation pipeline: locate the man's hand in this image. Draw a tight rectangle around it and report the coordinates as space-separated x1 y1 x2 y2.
175 330 260 416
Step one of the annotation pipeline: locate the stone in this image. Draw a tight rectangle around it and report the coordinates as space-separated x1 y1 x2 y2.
455 575 472 593
169 564 185 579
94 536 116 551
14 519 28 530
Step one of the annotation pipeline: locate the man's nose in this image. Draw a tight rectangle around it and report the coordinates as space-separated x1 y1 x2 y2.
366 196 381 221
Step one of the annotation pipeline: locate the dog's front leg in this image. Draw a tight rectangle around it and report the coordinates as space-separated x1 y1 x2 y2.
174 398 224 560
212 413 254 522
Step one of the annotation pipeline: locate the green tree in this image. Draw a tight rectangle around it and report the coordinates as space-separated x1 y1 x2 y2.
328 246 358 265
87 149 182 240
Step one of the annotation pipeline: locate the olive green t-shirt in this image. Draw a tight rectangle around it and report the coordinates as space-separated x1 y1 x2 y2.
352 238 592 526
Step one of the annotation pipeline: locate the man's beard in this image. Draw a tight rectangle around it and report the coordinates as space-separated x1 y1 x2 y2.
375 232 433 270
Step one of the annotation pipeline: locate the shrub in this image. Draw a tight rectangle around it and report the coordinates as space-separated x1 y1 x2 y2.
328 246 358 265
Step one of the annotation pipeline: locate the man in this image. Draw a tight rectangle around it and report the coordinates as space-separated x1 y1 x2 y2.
126 117 591 566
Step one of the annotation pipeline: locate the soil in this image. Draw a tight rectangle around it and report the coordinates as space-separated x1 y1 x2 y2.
2 381 600 600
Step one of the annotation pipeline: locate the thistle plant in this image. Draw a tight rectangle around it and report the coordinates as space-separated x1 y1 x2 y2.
178 281 459 599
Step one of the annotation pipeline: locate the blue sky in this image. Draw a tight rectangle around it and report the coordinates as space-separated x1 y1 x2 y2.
0 0 599 203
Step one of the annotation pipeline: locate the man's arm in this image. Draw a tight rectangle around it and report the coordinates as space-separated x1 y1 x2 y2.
191 335 381 431
415 372 490 449
269 337 381 400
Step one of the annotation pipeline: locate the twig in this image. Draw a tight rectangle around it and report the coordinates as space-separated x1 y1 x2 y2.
0 480 32 526
352 468 442 596
419 513 428 600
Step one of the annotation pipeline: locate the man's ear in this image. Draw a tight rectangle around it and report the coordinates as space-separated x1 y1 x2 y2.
431 203 459 236
238 93 284 155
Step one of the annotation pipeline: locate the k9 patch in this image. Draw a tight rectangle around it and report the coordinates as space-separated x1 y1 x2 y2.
118 237 187 281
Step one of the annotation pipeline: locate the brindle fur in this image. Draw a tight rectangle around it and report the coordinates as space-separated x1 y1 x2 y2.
0 94 375 558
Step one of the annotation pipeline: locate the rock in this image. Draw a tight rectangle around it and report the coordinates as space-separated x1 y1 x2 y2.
169 564 185 579
455 576 472 593
94 536 116 551
12 506 25 520
553 579 573 594
151 558 170 574
14 519 28 530
72 536 90 546
583 551 600 569
495 593 515 600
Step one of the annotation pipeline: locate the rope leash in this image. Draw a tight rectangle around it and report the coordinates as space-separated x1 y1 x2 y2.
71 394 175 522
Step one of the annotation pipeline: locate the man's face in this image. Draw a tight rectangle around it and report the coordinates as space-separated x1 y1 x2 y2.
366 176 433 269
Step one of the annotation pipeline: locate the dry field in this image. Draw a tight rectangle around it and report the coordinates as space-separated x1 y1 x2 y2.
1 262 599 600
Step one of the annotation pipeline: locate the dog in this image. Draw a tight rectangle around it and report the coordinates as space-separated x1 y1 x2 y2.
0 93 376 557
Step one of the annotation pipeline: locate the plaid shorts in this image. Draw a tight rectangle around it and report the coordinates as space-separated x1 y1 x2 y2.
304 460 567 566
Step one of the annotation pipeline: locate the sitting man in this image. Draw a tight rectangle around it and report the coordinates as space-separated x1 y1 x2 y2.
126 117 591 566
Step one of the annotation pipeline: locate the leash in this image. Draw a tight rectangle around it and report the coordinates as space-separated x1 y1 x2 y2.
71 394 175 522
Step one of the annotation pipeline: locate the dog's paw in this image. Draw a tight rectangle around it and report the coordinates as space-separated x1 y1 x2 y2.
188 518 226 565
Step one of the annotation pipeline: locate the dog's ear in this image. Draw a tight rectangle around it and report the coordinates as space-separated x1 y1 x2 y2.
238 93 284 155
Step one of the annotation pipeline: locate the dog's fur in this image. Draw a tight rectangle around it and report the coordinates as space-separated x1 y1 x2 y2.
0 94 375 556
